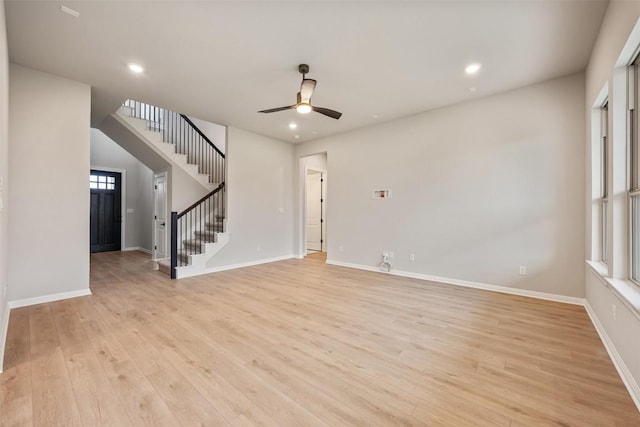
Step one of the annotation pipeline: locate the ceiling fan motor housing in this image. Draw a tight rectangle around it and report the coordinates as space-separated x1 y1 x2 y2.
257 64 342 119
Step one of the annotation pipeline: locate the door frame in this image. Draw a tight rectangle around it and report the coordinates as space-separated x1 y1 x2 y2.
153 171 168 260
90 166 126 250
303 165 327 256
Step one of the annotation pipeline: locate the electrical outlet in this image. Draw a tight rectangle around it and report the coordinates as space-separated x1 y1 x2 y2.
612 304 617 320
519 266 526 275
410 253 415 261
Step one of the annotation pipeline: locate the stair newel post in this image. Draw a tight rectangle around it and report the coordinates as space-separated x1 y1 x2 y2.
170 211 178 279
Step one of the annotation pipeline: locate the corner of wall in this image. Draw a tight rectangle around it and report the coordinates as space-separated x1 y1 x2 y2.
0 301 8 373
0 0 9 374
584 299 640 411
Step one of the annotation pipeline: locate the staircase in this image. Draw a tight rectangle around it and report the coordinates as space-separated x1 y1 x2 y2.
115 100 227 279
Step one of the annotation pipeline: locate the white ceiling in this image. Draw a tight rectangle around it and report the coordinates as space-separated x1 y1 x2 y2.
5 1 607 144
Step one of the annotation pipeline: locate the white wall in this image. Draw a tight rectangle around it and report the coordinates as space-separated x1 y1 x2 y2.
584 1 640 407
300 152 327 171
90 128 153 251
187 116 226 155
8 64 90 302
170 165 210 213
296 73 585 298
0 0 9 373
205 126 294 266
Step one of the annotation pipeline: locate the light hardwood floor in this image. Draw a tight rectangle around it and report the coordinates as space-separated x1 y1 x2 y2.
1 251 639 426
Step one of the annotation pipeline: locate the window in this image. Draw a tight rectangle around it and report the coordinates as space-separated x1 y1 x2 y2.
89 174 115 190
601 101 609 264
630 58 640 282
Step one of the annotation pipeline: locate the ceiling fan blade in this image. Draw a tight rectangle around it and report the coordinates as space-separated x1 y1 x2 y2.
312 106 342 120
300 79 317 103
258 105 296 114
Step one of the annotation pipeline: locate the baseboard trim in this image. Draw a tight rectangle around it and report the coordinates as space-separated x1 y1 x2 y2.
177 254 297 279
0 302 9 373
8 288 93 309
325 260 585 305
584 301 640 412
123 247 152 254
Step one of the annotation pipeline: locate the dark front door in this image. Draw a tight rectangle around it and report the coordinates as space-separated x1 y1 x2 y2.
90 170 122 253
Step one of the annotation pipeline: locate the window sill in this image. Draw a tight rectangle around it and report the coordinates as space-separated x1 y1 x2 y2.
586 260 640 322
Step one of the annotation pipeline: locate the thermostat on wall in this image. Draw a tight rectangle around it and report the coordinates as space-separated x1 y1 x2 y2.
372 190 392 199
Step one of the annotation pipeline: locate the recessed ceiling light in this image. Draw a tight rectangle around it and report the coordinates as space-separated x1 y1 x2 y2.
372 114 379 119
128 63 144 74
289 123 297 129
465 63 481 75
294 135 300 139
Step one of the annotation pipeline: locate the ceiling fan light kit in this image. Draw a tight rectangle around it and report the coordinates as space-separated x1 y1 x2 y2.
258 64 342 120
296 103 312 114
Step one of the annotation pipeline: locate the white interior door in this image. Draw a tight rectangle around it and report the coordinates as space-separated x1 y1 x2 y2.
153 172 167 259
306 172 322 252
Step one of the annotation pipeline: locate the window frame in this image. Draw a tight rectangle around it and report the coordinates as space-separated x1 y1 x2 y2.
629 57 640 284
601 100 609 265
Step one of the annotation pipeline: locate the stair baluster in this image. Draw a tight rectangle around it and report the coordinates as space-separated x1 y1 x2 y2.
122 99 226 279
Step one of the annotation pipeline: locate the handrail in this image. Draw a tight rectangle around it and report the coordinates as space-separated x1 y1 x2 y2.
171 181 226 278
179 114 225 158
123 99 224 185
122 99 226 279
178 182 225 218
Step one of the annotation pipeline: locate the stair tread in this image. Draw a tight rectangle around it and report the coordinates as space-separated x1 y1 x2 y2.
183 239 213 247
156 258 171 276
195 230 218 236
118 103 227 278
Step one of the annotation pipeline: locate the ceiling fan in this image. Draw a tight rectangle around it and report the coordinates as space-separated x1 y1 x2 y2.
258 64 342 120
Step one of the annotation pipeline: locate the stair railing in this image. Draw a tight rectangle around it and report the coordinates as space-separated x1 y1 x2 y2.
122 99 227 279
123 99 225 185
170 183 225 279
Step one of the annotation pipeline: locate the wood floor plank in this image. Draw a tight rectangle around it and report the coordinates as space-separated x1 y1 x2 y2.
2 250 639 426
30 346 83 427
63 350 133 426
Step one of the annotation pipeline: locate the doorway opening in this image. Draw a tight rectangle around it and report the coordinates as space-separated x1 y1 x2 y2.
153 171 168 260
306 170 326 253
90 169 122 253
301 152 328 257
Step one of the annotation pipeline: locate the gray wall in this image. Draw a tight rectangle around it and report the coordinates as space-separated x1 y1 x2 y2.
296 73 586 298
187 116 226 155
584 0 640 404
8 63 90 302
90 128 153 251
0 0 9 373
206 126 295 266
